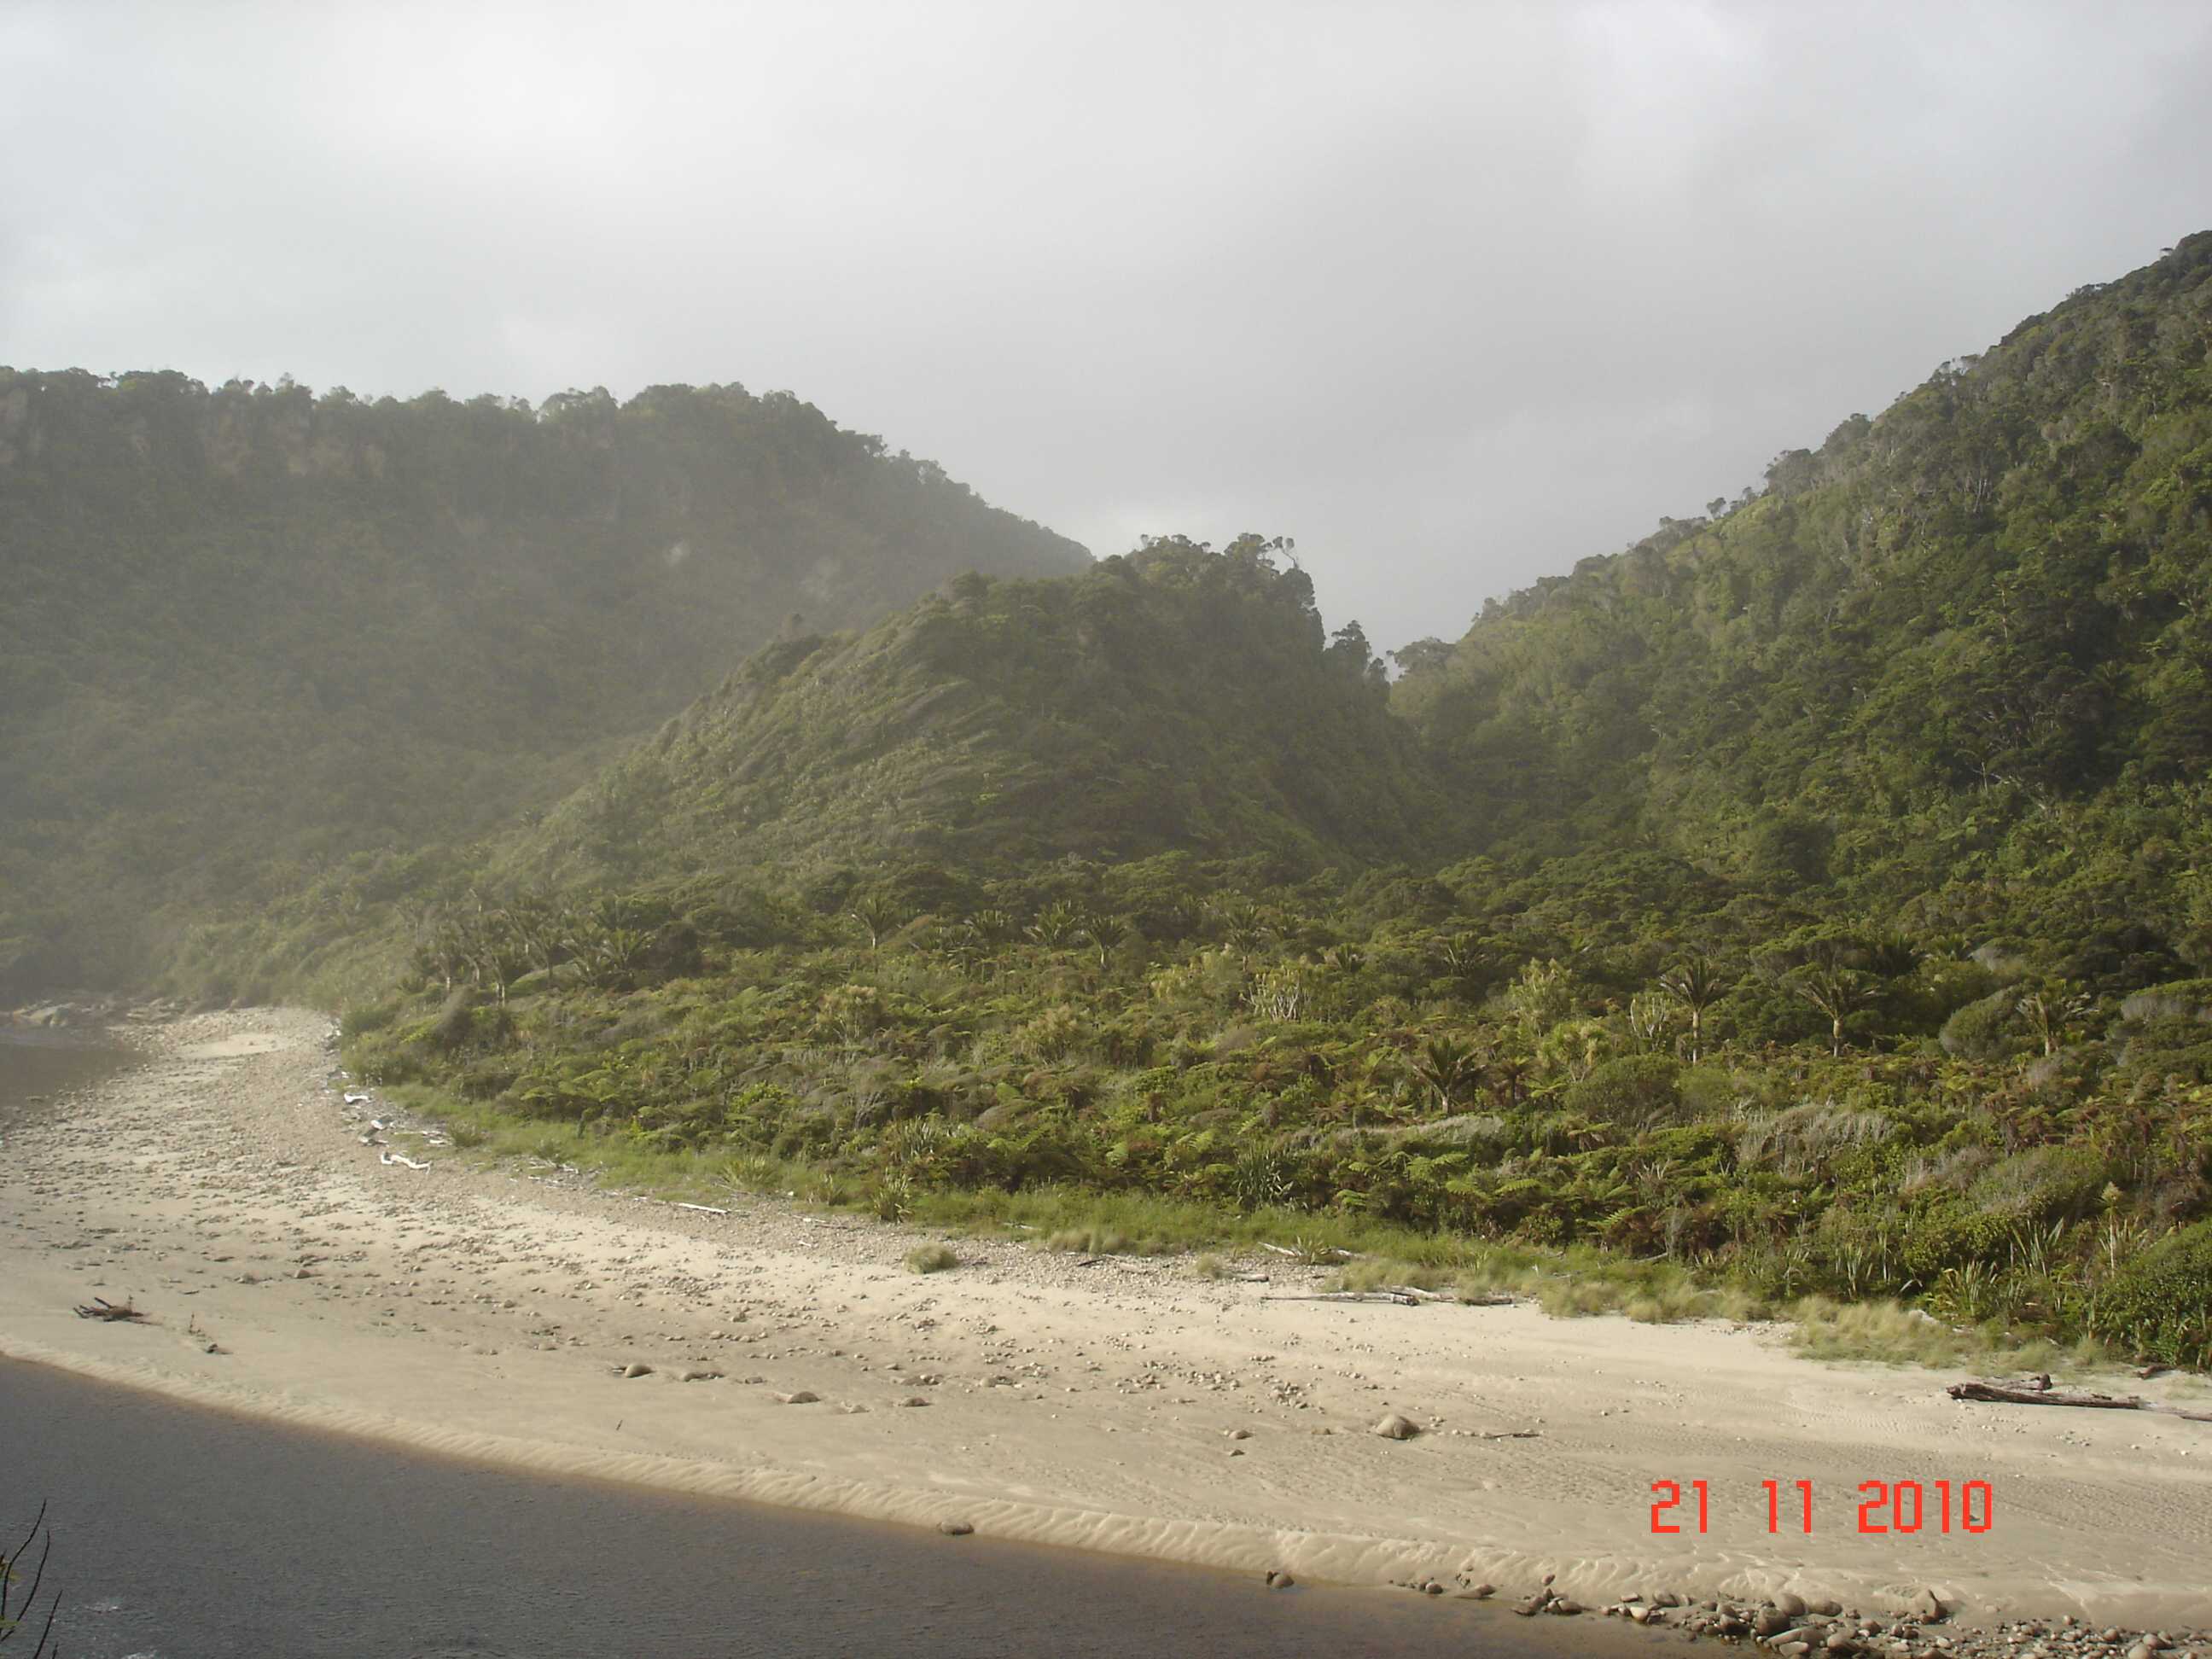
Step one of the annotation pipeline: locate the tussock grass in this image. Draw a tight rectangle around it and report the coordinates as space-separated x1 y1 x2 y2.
1043 1225 1176 1256
1786 1295 2100 1371
905 1243 959 1274
1190 1253 1231 1279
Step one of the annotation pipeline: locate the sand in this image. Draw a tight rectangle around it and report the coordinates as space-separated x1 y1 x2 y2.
4 1009 2209 1631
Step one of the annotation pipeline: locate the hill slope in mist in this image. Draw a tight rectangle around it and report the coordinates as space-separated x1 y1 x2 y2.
0 372 1088 992
512 534 1452 890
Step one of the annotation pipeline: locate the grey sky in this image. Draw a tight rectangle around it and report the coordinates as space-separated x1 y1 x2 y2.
6 1 2209 650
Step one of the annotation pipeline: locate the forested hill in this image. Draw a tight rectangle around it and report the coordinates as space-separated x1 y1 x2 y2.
1394 230 2212 970
511 535 1453 890
0 372 1089 993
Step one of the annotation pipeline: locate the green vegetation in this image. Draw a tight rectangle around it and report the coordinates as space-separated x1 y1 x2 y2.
904 1243 959 1274
338 236 2212 1369
22 236 2212 1369
504 532 1450 888
0 372 1086 997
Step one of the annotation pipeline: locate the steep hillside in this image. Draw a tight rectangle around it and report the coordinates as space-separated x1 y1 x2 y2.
514 535 1452 888
1396 230 2212 976
0 372 1088 992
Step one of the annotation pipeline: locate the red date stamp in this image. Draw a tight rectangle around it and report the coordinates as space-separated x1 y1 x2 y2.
1650 1479 1994 1535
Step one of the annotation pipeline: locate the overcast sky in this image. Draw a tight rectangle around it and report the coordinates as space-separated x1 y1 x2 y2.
6 2 2209 649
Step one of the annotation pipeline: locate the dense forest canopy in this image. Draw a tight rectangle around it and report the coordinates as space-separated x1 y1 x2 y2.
1394 229 2212 970
0 370 1088 993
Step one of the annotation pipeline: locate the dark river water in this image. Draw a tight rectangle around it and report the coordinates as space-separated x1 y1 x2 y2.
0 1038 1653 1659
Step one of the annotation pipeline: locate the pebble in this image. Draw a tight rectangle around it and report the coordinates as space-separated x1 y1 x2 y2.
936 1520 973 1537
1370 1412 1419 1440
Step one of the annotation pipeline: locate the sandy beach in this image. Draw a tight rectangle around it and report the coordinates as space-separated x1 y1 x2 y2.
4 1010 2209 1639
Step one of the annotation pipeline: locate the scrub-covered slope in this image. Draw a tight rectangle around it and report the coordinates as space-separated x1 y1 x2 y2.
516 535 1452 886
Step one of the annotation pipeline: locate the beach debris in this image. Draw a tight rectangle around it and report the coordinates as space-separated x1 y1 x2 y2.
775 1390 820 1405
935 1520 974 1537
73 1296 148 1323
620 1362 654 1378
679 1369 721 1382
674 1202 728 1215
1265 1569 1295 1590
1948 1379 2212 1423
343 1091 372 1105
379 1150 431 1170
1263 1291 1422 1306
1370 1412 1421 1440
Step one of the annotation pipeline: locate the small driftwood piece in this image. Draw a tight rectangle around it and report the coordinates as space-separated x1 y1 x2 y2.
674 1203 728 1215
1471 1429 1542 1441
74 1296 148 1322
379 1150 430 1170
1259 1242 1355 1262
1262 1290 1421 1307
1948 1379 2212 1423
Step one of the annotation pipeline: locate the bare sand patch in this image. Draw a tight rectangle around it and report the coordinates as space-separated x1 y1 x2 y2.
3 1007 2208 1634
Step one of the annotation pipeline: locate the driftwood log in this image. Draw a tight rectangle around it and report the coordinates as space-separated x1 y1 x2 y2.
1949 1379 2212 1423
73 1297 147 1322
1259 1289 1517 1308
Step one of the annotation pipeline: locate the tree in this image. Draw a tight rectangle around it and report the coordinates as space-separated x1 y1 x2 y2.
1026 901 1083 950
2016 984 2091 1057
847 893 905 951
1434 933 1495 998
1787 963 1873 1057
1656 953 1731 1063
1487 1051 1534 1108
1080 912 1128 969
1410 1035 1486 1114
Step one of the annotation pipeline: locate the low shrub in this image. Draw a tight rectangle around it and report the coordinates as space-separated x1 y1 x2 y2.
2091 1219 2212 1367
905 1243 959 1274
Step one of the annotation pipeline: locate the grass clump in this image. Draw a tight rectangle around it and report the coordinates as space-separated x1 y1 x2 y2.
1785 1295 2098 1371
1190 1253 1231 1279
1043 1224 1175 1256
905 1243 960 1274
